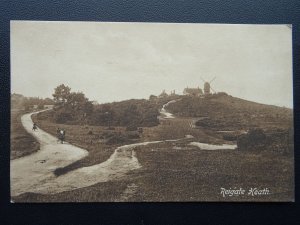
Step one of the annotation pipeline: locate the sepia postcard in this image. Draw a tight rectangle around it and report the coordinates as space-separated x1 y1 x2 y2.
10 21 294 202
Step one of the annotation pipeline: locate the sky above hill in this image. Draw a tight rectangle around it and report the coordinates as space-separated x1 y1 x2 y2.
11 21 293 108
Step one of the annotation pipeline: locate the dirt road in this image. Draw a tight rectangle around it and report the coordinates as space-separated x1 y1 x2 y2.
159 99 180 119
11 111 88 196
11 111 161 196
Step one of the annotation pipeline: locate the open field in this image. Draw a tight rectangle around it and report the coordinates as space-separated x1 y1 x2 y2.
131 142 294 201
12 104 294 202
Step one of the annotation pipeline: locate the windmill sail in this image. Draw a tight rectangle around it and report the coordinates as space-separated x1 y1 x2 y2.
201 76 216 94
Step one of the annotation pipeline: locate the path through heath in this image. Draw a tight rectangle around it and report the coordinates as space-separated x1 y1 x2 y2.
11 111 155 196
11 103 236 198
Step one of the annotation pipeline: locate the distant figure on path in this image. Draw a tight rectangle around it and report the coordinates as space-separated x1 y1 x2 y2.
57 128 61 143
62 129 66 141
59 129 66 144
32 123 38 131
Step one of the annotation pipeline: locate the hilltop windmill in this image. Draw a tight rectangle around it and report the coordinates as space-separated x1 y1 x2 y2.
200 76 217 95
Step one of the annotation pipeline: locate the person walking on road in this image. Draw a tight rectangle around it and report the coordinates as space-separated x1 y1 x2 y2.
59 129 66 144
32 123 38 131
62 129 66 143
57 128 61 143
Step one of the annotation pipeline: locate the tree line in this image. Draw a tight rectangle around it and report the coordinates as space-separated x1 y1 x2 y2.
49 84 160 128
11 93 54 110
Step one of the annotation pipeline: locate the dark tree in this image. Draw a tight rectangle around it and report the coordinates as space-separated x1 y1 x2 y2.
52 84 71 107
51 85 94 124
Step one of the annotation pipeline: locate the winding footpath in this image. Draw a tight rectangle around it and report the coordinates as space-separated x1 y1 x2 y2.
11 111 160 196
159 99 180 119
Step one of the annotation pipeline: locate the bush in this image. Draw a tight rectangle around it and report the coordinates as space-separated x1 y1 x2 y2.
126 125 138 131
237 128 267 151
265 128 293 154
54 111 73 124
126 131 140 139
222 133 237 141
106 135 126 145
37 110 53 120
195 118 211 127
91 99 160 127
37 104 44 110
247 128 266 142
101 131 115 139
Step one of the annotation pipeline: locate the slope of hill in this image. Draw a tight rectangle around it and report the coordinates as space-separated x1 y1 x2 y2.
166 93 293 131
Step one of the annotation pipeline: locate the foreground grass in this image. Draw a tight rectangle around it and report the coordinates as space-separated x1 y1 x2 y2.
13 180 129 202
11 109 40 159
14 139 294 202
130 142 294 202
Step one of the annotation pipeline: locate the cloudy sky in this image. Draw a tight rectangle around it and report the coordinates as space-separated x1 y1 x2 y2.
11 21 293 108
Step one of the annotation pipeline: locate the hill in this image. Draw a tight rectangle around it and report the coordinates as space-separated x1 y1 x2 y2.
165 93 293 131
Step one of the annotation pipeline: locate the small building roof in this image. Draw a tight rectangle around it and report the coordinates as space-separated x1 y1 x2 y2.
183 87 203 95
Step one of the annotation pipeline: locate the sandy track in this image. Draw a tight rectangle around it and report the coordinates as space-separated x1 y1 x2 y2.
11 111 88 196
189 142 237 150
11 111 162 196
159 99 180 119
